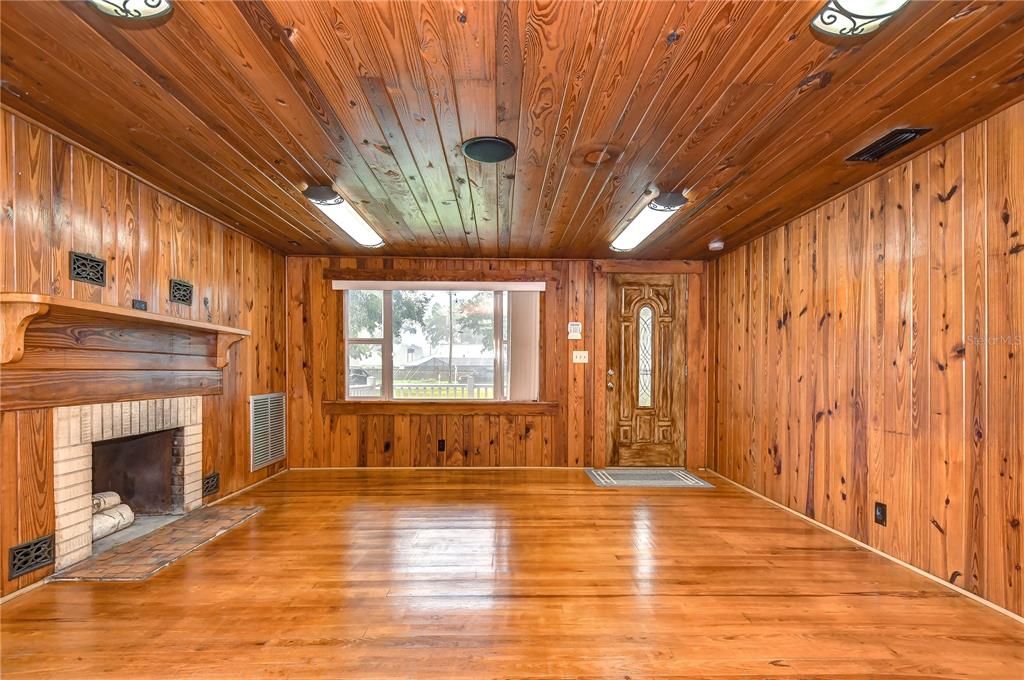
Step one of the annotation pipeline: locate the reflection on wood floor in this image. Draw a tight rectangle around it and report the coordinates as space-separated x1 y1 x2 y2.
2 469 1022 678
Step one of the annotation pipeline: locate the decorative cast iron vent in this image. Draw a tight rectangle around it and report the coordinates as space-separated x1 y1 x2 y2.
169 278 194 306
202 472 221 497
69 251 106 286
847 128 931 162
8 534 54 580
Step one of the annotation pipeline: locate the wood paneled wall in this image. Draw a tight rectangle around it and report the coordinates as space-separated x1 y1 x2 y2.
710 100 1024 616
287 258 709 469
0 409 53 594
0 111 286 594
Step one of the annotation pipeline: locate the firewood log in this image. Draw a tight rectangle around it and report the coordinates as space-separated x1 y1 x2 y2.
92 503 135 541
91 491 121 514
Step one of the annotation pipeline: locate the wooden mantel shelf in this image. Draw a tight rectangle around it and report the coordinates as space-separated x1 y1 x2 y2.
0 293 250 367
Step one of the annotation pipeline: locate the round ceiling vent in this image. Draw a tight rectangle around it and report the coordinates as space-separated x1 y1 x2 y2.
462 136 516 163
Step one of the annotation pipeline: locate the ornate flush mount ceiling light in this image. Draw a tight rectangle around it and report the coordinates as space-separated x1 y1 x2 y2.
610 189 688 252
811 0 910 38
302 186 384 248
87 0 173 20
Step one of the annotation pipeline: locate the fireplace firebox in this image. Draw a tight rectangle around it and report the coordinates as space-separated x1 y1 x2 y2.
92 428 185 516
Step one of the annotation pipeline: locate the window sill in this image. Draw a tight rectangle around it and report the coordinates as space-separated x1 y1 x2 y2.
322 400 559 416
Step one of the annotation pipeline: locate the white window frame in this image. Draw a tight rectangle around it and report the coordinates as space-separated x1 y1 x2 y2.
340 282 545 402
332 280 546 292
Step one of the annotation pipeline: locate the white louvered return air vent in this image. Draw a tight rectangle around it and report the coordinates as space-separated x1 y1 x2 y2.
250 393 286 471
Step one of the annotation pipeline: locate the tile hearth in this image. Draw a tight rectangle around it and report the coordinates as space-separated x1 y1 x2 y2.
51 505 262 582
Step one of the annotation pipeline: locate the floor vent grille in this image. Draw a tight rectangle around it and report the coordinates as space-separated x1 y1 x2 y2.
8 534 55 579
847 128 931 162
202 472 220 497
251 393 286 471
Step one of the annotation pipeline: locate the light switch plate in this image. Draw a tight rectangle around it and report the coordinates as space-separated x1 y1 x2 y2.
572 350 589 364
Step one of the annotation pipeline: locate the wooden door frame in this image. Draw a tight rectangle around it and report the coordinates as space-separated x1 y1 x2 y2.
592 261 710 469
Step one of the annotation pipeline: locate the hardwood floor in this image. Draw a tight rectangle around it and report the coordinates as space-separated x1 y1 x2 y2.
2 469 1022 678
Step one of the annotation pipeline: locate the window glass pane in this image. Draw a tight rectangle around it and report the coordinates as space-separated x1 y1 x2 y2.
391 290 495 400
347 344 382 398
502 291 510 400
392 289 448 399
638 305 653 408
507 291 540 401
342 285 541 402
453 291 495 398
346 290 384 339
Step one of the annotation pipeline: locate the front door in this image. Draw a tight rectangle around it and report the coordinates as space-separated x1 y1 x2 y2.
606 274 687 467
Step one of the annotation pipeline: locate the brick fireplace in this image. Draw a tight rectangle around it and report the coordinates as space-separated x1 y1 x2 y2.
52 397 204 570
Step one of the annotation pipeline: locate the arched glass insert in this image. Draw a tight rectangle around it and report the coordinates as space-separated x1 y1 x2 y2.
637 306 653 408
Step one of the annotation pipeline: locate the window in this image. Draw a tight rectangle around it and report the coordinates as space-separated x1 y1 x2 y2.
343 285 541 401
637 305 653 408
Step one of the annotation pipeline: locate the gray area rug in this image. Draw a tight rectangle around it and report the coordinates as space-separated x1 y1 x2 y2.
586 468 713 488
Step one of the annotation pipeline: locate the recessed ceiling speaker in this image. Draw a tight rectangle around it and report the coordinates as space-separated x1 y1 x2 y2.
462 136 516 163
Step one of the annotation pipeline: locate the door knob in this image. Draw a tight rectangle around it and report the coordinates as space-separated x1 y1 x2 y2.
607 381 615 391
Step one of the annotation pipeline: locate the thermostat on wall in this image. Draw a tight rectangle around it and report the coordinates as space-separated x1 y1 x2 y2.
568 321 583 340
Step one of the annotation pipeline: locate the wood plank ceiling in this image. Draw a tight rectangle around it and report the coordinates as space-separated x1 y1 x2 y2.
2 1 1023 259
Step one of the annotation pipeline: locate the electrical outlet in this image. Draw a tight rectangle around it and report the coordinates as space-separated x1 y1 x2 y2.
437 439 446 452
874 501 887 527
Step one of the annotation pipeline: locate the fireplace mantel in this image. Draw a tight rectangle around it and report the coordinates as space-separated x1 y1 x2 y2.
1 294 249 366
0 294 250 411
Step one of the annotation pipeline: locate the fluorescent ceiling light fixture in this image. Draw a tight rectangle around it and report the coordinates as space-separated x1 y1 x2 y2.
610 192 687 252
811 0 909 37
303 186 384 248
88 0 173 19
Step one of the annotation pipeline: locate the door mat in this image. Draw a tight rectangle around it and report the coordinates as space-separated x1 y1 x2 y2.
586 468 713 488
52 505 262 582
